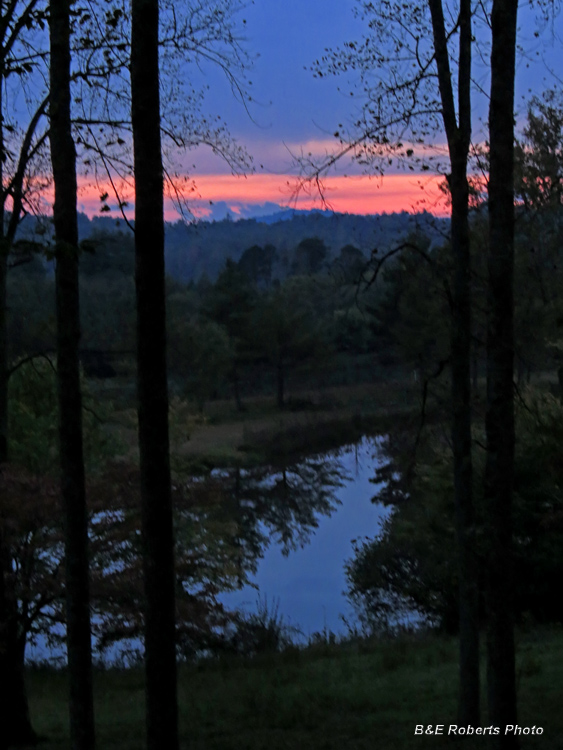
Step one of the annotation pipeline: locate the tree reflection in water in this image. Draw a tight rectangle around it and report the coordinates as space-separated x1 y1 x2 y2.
218 440 386 641
25 444 382 663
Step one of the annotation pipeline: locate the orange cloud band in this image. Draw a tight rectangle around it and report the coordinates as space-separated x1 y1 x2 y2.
73 172 448 220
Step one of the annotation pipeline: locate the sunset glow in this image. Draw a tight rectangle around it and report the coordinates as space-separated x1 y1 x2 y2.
192 173 448 216
74 172 448 222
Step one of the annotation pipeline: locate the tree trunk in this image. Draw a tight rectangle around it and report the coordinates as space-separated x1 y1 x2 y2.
0 619 36 748
0 10 7 467
49 2 96 748
130 1 179 748
484 0 519 744
450 158 480 726
0 7 46 742
0 3 46 469
428 0 480 725
0 247 6 464
0 87 9 721
0 529 37 748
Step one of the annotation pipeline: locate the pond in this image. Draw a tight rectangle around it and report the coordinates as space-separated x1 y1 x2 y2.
26 436 388 664
218 437 388 640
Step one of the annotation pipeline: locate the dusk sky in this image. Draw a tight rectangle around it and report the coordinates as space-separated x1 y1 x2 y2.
79 0 563 221
172 0 446 219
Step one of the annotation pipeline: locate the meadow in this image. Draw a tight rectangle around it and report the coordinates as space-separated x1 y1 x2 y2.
26 628 563 749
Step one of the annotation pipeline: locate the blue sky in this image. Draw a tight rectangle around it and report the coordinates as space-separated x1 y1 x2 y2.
78 0 563 220
193 0 563 161
189 0 365 173
170 0 563 218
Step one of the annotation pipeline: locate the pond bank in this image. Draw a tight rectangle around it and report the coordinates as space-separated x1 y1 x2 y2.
170 379 423 469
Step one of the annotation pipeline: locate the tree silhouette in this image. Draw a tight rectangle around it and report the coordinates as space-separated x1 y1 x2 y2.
484 0 519 743
131 0 179 747
0 8 49 739
49 0 96 748
308 0 479 722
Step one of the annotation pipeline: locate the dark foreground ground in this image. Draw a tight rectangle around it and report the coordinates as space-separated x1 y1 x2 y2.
25 628 563 749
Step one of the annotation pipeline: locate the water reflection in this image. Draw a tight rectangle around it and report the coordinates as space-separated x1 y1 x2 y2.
27 437 385 664
218 453 347 570
219 438 387 639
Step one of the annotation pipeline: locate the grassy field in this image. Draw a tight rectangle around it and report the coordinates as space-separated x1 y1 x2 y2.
26 628 563 749
95 371 562 470
97 378 426 469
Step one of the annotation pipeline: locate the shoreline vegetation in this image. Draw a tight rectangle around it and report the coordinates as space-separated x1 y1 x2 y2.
103 379 428 470
26 626 563 749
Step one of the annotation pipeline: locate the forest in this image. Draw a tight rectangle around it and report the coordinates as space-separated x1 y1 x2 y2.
1 0 563 749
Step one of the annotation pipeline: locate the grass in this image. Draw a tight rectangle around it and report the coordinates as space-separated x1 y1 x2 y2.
98 379 425 470
25 627 563 749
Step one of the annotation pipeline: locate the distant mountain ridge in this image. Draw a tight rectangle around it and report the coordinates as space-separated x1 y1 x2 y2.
248 207 335 224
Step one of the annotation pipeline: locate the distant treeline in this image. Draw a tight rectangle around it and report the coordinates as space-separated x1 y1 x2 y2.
11 210 443 406
16 208 448 282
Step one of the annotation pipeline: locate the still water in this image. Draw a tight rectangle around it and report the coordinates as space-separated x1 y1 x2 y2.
219 437 387 640
27 437 387 664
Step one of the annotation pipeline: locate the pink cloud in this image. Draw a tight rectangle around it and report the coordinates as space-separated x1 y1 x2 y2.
70 172 448 221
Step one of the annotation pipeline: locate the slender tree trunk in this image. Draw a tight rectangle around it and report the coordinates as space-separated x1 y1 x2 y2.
0 82 12 744
484 0 519 743
428 0 480 724
0 40 7 463
0 228 31 743
0 246 6 464
131 1 179 748
0 4 46 469
0 532 37 748
450 157 480 726
0 14 7 466
49 2 96 748
0 9 46 741
2 628 34 747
